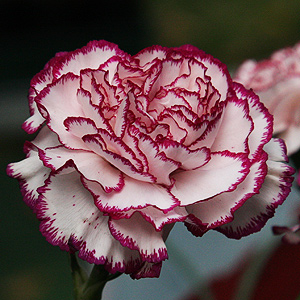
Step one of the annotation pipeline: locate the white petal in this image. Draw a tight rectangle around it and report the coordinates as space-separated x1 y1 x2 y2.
76 88 113 133
41 146 124 192
22 100 45 134
64 117 98 138
37 74 88 149
7 147 51 209
161 143 210 170
109 212 168 263
233 83 273 161
82 135 154 183
31 126 61 149
37 165 143 274
184 155 267 235
201 56 229 102
171 152 249 205
263 138 288 162
210 99 252 153
113 206 188 231
56 40 126 77
134 134 180 185
133 46 167 69
216 159 294 238
83 174 178 213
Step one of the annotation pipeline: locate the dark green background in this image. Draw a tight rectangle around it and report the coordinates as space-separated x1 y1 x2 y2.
1 0 300 299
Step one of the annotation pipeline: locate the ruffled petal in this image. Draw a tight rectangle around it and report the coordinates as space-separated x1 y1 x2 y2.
132 45 167 69
198 53 230 102
7 148 51 209
63 116 98 137
216 140 294 238
23 55 65 134
132 133 181 185
112 206 188 231
161 143 210 170
147 58 205 99
171 152 250 205
22 100 45 134
54 40 128 77
210 98 253 153
184 152 268 236
82 134 155 183
75 88 113 133
233 83 273 161
40 146 124 192
7 126 58 208
36 73 88 149
83 174 179 213
264 138 288 162
36 163 144 275
109 212 168 263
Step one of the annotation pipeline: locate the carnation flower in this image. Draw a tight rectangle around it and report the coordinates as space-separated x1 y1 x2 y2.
7 40 294 279
234 42 300 155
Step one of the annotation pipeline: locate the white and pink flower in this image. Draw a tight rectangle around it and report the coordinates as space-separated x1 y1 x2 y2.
7 41 294 278
234 42 300 155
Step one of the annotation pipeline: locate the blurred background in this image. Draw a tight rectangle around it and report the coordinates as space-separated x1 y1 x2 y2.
1 0 300 299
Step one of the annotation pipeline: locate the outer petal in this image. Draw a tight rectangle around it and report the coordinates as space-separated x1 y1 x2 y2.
22 100 46 134
171 152 250 205
216 139 294 238
36 163 145 275
184 152 268 236
30 125 61 149
233 83 273 161
6 126 58 208
7 147 51 209
264 138 288 162
23 53 67 133
109 212 168 263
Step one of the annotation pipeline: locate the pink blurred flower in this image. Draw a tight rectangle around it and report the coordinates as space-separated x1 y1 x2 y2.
183 242 300 300
234 42 300 155
273 207 300 244
7 41 294 278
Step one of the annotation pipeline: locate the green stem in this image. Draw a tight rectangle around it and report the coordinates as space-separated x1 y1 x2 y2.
69 253 122 300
